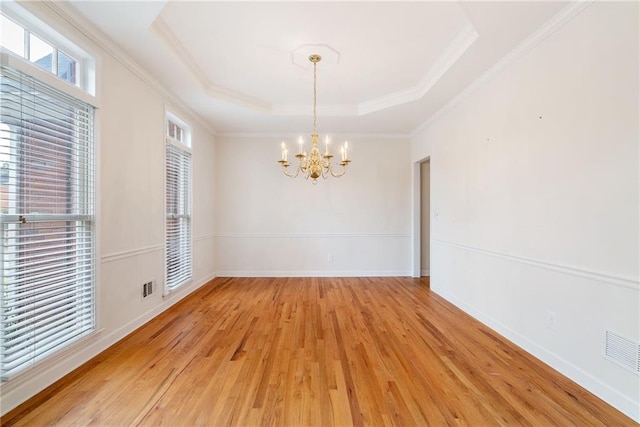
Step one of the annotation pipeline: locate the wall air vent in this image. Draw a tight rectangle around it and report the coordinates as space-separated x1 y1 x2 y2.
604 330 640 375
142 281 154 299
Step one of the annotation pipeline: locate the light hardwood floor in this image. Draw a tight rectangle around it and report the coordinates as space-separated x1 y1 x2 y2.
2 277 635 426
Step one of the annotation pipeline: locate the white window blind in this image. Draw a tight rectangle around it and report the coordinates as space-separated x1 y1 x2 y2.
0 65 95 380
165 135 191 292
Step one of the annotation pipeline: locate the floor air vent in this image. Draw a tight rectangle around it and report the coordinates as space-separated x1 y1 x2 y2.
604 331 640 374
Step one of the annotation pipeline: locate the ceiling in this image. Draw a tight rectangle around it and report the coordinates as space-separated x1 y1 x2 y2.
65 1 569 136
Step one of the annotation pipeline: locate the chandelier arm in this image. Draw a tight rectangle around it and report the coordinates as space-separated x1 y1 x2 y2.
329 164 349 178
301 162 311 180
320 159 330 179
282 164 301 178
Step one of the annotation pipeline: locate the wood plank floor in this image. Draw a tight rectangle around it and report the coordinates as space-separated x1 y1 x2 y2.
2 277 635 426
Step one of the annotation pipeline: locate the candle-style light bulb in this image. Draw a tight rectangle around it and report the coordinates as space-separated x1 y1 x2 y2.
325 136 330 155
281 142 286 160
344 141 349 160
341 146 345 161
298 136 303 154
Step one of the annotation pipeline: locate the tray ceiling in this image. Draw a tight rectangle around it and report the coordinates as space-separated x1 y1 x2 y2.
65 1 570 135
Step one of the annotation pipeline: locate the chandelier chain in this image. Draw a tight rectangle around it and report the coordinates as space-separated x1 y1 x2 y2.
313 60 317 135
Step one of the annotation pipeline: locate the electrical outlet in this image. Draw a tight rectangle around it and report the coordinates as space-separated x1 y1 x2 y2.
327 254 333 263
547 310 557 330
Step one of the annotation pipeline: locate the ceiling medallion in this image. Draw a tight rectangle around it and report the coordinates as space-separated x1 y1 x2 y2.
278 54 350 184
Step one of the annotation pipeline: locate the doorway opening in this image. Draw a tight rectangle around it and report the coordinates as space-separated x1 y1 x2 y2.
411 157 430 279
420 160 430 278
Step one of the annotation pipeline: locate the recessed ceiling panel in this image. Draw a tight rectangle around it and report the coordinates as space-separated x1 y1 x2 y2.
157 2 471 107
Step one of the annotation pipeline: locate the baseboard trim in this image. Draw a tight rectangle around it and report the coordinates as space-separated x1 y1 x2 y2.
421 269 430 276
214 233 410 239
215 270 412 278
434 288 640 423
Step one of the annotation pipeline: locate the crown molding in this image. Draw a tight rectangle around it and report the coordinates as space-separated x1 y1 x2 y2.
38 0 218 136
151 16 271 114
216 132 410 140
411 0 593 137
271 104 359 116
358 23 479 116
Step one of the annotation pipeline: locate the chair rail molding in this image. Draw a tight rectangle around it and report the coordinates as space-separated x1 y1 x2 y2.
432 239 639 291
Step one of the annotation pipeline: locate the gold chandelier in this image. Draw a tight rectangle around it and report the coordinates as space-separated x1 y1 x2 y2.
278 54 350 183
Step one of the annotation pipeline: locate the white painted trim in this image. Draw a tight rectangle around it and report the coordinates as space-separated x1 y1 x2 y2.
216 132 410 140
101 245 163 264
215 271 411 278
272 104 358 117
411 161 422 278
0 271 216 416
359 23 478 115
411 0 594 137
433 239 639 291
0 328 104 392
435 289 640 423
39 1 217 136
214 233 410 239
0 0 97 97
162 272 216 300
193 233 216 242
197 272 217 287
151 17 270 114
421 269 430 277
0 52 98 107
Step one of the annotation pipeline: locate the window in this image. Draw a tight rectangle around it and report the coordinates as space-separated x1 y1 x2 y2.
165 114 191 293
0 65 95 380
29 33 54 73
0 14 26 57
167 119 184 143
0 11 85 88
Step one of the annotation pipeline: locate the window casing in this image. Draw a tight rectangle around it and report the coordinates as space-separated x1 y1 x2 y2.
164 115 191 293
0 8 94 96
0 64 95 380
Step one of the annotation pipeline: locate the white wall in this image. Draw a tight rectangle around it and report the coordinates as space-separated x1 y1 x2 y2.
214 136 411 276
0 2 217 415
411 2 639 421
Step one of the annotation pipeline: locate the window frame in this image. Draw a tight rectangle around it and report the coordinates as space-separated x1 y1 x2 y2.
0 1 98 383
163 111 192 295
0 3 95 96
0 64 96 381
